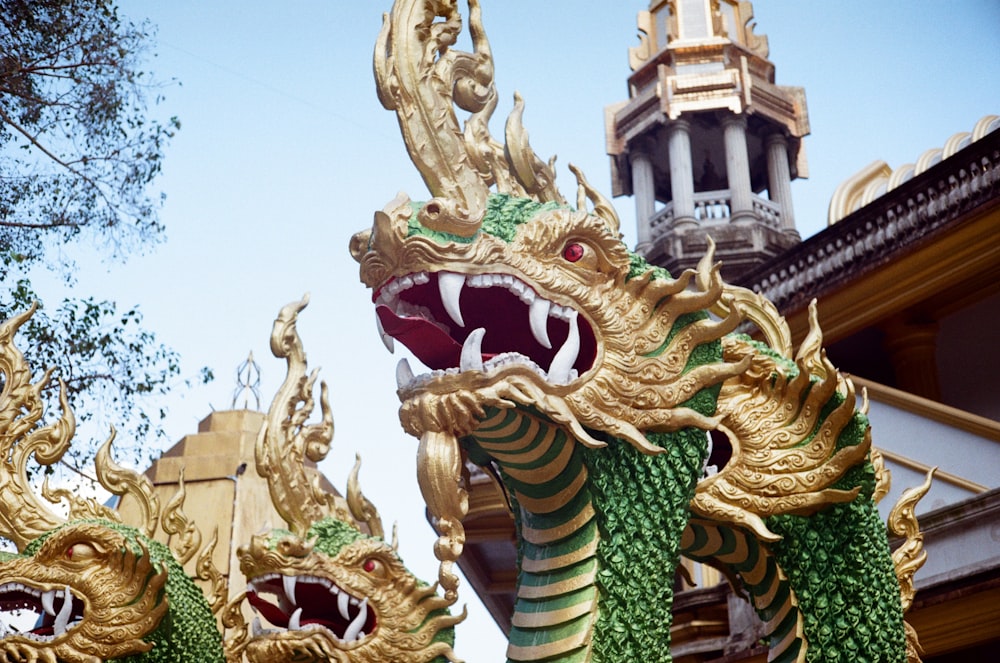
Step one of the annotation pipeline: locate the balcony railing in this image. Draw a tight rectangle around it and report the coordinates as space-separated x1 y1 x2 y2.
649 189 782 238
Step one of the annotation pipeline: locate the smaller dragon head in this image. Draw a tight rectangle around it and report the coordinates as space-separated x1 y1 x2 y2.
0 521 167 663
0 306 224 663
224 297 463 663
235 518 461 663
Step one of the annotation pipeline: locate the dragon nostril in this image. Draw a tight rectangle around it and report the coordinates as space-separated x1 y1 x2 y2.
417 198 482 238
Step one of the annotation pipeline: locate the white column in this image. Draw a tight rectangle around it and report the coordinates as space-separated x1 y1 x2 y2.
630 144 656 251
765 132 797 234
667 119 696 227
722 114 754 223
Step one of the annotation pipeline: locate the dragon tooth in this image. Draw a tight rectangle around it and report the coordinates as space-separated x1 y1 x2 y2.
460 328 486 372
337 590 350 620
376 314 395 353
529 297 553 349
548 310 580 385
283 575 297 607
53 588 72 637
343 598 368 642
252 616 263 637
289 607 303 631
438 271 466 327
42 589 56 617
396 358 414 390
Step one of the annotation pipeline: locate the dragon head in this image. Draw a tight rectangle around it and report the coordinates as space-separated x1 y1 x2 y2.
0 520 222 663
223 297 463 663
235 518 461 663
0 306 223 663
352 192 743 450
0 521 166 662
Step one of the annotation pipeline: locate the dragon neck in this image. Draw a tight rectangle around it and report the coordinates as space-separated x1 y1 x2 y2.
465 407 708 663
121 536 224 663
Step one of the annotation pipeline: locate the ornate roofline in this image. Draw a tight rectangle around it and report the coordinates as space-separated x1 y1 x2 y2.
738 128 1000 317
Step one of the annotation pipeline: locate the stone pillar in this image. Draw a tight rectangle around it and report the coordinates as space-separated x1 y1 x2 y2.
722 114 754 223
667 119 697 227
630 141 657 252
765 132 798 235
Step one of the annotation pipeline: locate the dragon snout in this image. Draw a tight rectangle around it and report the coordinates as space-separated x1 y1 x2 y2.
417 197 482 237
349 228 371 264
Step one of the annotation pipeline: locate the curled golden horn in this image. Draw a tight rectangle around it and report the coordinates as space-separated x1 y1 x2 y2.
258 295 335 537
570 163 619 235
0 306 72 550
347 454 385 539
696 237 793 357
160 467 202 565
505 92 565 204
374 0 491 214
96 430 161 539
890 468 935 614
376 0 573 213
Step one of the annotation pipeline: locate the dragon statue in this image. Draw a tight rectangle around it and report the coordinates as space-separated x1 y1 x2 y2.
350 1 932 662
223 296 464 663
0 305 225 663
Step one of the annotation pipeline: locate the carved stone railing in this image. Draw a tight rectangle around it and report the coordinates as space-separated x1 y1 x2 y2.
738 129 1000 311
649 190 782 238
752 196 782 227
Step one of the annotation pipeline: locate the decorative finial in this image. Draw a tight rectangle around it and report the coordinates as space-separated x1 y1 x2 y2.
232 351 261 411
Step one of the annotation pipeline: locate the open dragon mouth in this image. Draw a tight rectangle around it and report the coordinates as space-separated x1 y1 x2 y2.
246 573 376 645
375 271 597 386
0 583 84 640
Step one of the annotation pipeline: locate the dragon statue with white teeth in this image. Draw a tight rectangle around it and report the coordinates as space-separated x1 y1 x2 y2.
0 306 224 663
351 1 931 662
222 296 464 663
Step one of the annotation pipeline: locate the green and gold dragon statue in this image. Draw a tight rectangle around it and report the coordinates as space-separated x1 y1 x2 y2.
0 305 225 663
223 296 464 663
350 1 931 662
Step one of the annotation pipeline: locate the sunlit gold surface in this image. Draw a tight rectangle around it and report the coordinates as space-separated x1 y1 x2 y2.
256 295 337 537
692 317 870 542
354 4 915 651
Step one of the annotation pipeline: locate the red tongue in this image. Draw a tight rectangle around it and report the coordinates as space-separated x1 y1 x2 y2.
246 591 289 628
377 305 495 370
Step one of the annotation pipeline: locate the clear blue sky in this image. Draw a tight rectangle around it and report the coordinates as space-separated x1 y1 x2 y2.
33 1 1000 658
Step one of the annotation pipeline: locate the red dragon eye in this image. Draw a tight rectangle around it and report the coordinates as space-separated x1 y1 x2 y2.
363 559 376 573
563 243 584 262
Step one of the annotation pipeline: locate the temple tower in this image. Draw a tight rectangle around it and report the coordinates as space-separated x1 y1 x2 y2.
606 0 809 282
